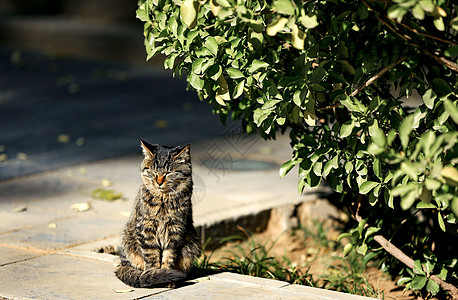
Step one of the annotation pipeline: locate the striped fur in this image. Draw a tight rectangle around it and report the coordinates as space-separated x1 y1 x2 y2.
115 140 201 288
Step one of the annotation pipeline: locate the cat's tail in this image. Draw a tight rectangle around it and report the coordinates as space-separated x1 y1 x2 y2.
115 263 186 288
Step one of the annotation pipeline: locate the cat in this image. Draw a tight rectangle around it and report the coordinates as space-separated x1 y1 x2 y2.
115 140 201 288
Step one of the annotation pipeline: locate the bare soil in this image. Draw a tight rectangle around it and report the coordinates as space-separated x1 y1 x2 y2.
206 219 423 300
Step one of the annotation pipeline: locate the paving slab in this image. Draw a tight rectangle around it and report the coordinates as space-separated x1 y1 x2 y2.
58 236 121 263
0 245 43 266
145 273 377 300
0 253 168 300
0 215 123 250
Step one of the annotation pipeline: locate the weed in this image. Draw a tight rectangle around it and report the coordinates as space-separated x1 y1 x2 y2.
196 222 384 299
321 252 382 298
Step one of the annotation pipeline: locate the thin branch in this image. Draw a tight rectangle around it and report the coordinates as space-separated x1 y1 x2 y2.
316 103 341 111
424 50 458 72
362 0 458 72
349 56 406 97
354 197 458 299
396 21 458 46
363 0 458 46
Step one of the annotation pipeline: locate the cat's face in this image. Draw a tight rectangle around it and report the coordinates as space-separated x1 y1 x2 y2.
140 140 192 196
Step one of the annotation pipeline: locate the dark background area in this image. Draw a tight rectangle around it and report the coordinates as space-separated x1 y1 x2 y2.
0 0 227 180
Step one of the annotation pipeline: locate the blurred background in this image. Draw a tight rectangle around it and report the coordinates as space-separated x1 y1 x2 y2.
0 0 227 180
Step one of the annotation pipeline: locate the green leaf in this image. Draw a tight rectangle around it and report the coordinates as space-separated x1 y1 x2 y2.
267 17 288 36
401 190 417 210
136 6 149 22
360 181 380 194
399 115 414 149
337 232 352 241
180 0 199 28
422 89 436 109
279 160 296 178
299 15 319 29
340 121 355 138
304 97 316 126
411 4 425 20
424 261 434 277
373 158 382 179
208 64 222 81
426 279 440 296
343 243 353 257
438 212 446 232
369 125 386 147
313 161 322 176
322 155 338 177
452 197 458 216
443 100 458 124
253 108 271 126
401 162 418 181
437 268 448 280
365 227 381 239
357 243 368 255
411 276 427 290
451 17 458 31
425 177 441 191
310 67 326 84
188 72 204 90
441 166 458 184
419 0 434 12
215 75 230 105
248 60 269 73
273 0 295 15
432 78 452 95
416 201 436 209
433 17 445 31
291 24 306 50
413 260 425 275
445 45 458 57
204 37 219 56
233 80 245 99
397 277 412 285
226 67 244 79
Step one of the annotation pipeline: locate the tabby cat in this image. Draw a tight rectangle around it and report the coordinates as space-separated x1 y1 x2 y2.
115 140 201 288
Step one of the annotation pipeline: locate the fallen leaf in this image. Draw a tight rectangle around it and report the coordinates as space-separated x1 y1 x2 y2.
258 147 273 155
79 167 87 174
76 137 85 147
12 206 27 213
48 223 57 228
154 119 169 129
92 188 123 201
16 153 28 160
113 289 134 293
120 211 130 217
71 202 91 212
0 153 7 162
57 134 71 144
102 179 112 187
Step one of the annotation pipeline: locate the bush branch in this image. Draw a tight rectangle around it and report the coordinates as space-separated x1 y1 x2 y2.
354 197 458 299
349 57 406 97
424 50 458 73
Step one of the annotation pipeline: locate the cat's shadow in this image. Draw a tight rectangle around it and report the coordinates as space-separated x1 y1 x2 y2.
176 267 220 288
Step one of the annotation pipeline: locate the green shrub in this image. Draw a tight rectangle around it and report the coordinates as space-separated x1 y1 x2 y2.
137 0 458 297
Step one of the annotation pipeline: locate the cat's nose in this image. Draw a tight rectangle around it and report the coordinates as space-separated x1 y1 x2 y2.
156 174 166 186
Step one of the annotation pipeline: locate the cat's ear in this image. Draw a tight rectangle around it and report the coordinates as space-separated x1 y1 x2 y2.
173 144 190 162
140 139 157 159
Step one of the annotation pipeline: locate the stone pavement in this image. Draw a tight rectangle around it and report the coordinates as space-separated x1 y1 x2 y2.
0 133 377 299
